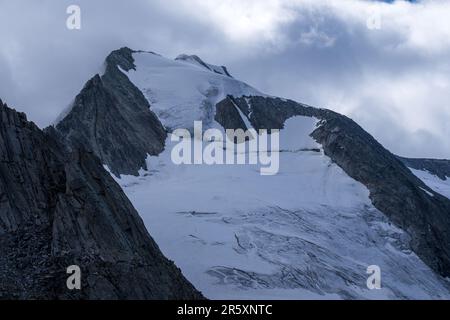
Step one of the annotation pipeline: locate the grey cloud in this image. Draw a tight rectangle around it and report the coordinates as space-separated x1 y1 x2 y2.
0 0 448 159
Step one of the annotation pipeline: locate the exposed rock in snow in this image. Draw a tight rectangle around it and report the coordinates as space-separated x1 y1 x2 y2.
176 54 233 78
409 168 450 200
56 48 167 177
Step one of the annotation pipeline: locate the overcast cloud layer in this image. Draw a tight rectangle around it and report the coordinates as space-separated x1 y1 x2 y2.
0 0 449 159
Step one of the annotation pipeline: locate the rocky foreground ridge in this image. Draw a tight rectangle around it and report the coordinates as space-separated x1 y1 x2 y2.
0 99 202 299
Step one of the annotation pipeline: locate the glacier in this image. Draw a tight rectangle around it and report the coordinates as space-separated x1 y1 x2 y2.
110 116 450 299
92 49 450 299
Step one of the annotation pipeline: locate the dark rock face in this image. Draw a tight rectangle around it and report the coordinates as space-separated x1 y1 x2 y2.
229 96 318 131
56 48 167 177
221 95 450 277
215 99 249 131
398 156 450 180
0 101 203 299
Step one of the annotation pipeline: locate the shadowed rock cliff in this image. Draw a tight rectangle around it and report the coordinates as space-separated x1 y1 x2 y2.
56 48 167 177
0 100 202 299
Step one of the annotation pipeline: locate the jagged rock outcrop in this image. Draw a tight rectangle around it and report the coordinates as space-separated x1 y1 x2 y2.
175 54 232 77
220 95 450 277
398 156 450 180
56 48 167 177
0 100 203 299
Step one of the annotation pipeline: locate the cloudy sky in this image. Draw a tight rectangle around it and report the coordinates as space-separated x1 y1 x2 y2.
0 0 449 158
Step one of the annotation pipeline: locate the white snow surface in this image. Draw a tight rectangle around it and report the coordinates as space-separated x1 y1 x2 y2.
409 168 450 200
121 52 262 131
110 116 450 300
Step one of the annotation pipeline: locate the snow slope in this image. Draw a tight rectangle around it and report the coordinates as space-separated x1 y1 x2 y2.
121 52 262 131
110 116 450 299
409 168 450 200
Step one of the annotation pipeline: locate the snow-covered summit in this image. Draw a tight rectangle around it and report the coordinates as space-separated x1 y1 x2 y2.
121 51 263 131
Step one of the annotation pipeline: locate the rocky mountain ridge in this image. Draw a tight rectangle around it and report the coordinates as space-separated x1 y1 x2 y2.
56 48 167 177
0 99 202 299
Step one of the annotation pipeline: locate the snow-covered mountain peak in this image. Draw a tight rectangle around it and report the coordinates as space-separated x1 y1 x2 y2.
121 50 263 131
54 47 450 299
